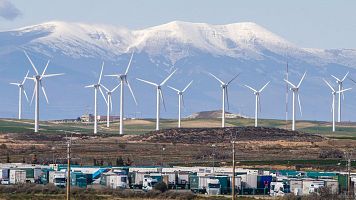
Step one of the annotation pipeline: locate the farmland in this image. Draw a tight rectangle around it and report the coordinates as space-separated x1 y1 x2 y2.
0 118 355 170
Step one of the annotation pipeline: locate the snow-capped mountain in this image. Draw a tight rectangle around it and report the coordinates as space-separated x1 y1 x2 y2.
0 21 355 121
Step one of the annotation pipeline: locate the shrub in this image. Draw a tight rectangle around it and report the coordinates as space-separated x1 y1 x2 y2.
154 182 168 193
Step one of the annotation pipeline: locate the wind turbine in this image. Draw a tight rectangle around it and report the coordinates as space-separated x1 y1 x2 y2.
168 80 193 128
24 51 64 132
244 81 270 127
324 79 352 132
106 53 137 134
85 62 107 134
10 71 30 120
136 69 177 130
331 72 349 122
209 73 240 128
284 72 306 131
101 84 120 128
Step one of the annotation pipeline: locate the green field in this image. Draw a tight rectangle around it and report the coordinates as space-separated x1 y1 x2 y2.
0 117 355 139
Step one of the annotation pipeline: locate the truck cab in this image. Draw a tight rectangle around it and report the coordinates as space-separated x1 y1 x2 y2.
270 182 289 197
207 178 221 195
142 177 158 191
53 172 66 188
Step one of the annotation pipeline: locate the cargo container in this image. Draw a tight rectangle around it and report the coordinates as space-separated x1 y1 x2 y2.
338 174 348 193
257 175 273 189
9 169 26 184
289 180 302 196
1 168 10 180
325 179 339 194
244 174 257 189
302 180 324 195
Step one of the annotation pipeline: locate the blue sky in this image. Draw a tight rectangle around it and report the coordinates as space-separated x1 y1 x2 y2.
1 0 355 49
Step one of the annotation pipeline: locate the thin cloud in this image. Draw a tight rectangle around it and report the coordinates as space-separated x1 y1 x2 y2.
0 0 22 20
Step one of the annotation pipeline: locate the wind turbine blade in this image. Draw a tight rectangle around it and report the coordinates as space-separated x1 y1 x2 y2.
225 88 230 111
85 84 95 88
98 62 104 84
341 71 349 82
349 77 356 84
259 81 270 92
323 79 335 92
30 85 36 105
337 88 352 93
209 72 224 85
258 95 261 113
181 95 185 108
159 89 166 111
244 84 257 93
297 71 307 88
284 79 296 88
298 94 302 116
127 81 138 105
25 77 36 81
40 82 49 104
160 69 177 86
41 60 50 76
23 89 29 102
331 75 341 82
227 73 240 85
136 78 158 86
42 73 64 78
101 84 110 92
22 70 30 85
105 74 119 77
111 83 121 93
182 80 193 93
167 85 180 93
9 83 20 86
109 95 113 112
125 52 134 75
24 51 39 75
99 87 107 104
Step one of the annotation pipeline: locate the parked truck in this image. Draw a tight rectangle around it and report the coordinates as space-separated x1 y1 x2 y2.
206 178 221 195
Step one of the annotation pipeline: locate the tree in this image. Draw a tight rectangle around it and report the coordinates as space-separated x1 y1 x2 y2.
6 152 10 163
93 158 97 166
154 182 168 193
116 157 124 166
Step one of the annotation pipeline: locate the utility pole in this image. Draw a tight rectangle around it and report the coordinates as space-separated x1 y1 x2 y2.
232 141 236 200
66 135 72 200
212 144 216 173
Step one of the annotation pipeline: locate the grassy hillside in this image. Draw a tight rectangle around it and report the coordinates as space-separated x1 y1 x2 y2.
0 118 355 139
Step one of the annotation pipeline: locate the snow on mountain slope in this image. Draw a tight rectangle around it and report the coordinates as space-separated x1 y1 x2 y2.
3 20 354 67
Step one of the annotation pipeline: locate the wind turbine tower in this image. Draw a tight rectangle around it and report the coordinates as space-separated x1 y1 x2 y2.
24 51 64 132
106 53 137 134
284 72 306 131
324 79 352 132
168 80 193 128
245 81 270 127
10 71 30 119
209 73 239 128
331 72 349 122
137 69 177 130
85 62 107 134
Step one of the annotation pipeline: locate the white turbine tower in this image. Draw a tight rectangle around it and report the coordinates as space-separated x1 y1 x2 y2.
85 62 107 134
331 72 349 122
209 73 240 128
136 69 177 130
24 51 64 132
168 80 193 128
101 84 120 128
106 53 137 134
324 79 352 132
244 81 270 127
284 72 306 131
10 71 30 119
